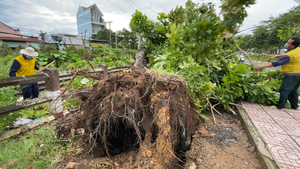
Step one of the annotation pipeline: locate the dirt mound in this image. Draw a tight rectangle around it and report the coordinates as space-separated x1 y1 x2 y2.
56 68 199 168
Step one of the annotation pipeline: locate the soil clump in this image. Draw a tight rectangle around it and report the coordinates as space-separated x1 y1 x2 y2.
55 68 199 169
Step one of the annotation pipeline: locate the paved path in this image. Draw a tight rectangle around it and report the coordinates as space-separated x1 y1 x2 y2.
241 101 300 169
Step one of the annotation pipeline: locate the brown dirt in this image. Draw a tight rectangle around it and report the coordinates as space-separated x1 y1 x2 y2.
184 111 263 169
51 68 263 169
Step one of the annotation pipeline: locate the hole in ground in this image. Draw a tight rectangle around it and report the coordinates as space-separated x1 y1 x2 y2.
90 119 190 167
92 120 145 157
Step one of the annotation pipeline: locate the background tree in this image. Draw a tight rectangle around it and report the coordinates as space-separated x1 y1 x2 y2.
118 28 138 50
38 30 47 39
91 29 122 47
239 4 300 54
0 43 13 57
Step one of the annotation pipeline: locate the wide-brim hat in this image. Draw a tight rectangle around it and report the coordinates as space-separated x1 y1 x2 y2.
20 47 38 57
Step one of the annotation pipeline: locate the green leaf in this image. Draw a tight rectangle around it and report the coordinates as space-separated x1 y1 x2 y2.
200 114 209 121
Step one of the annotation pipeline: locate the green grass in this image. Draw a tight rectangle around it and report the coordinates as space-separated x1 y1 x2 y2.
0 125 73 169
0 55 15 79
249 54 273 62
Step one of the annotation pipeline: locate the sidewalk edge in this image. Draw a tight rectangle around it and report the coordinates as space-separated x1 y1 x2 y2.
236 106 281 169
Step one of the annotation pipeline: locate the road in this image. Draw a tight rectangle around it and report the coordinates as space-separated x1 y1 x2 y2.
243 60 281 71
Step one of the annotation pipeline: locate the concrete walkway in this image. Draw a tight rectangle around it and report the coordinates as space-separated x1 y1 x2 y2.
241 101 300 169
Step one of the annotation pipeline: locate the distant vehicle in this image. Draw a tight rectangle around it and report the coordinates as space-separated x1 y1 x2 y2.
238 53 245 63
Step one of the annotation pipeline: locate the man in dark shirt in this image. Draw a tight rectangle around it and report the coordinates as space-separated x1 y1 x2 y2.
254 38 300 109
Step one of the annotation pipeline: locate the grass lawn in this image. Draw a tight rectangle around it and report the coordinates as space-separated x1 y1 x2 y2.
249 54 273 62
0 125 73 169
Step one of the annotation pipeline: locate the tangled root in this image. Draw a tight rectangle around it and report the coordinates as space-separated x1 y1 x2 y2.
57 68 199 168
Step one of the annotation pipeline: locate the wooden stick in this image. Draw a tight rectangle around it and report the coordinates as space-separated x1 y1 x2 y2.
200 90 217 124
232 37 260 76
35 60 56 74
210 97 245 108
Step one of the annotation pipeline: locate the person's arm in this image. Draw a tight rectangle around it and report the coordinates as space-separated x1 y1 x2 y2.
254 63 274 71
34 61 45 71
9 60 21 77
255 55 290 71
34 62 39 70
268 54 284 62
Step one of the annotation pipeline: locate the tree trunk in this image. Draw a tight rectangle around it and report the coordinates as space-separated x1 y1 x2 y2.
134 37 147 68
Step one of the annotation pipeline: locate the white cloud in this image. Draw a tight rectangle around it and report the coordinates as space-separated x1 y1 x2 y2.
0 0 298 36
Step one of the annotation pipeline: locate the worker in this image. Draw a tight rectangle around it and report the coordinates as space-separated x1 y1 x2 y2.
255 38 300 109
9 47 45 100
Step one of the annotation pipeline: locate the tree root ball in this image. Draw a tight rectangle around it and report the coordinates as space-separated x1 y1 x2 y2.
57 68 199 168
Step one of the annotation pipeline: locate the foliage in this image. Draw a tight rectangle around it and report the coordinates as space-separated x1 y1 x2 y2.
277 26 295 40
241 4 300 53
0 42 14 58
38 43 57 54
0 55 14 78
118 28 138 50
36 50 81 67
91 29 123 47
0 126 73 169
130 10 169 53
62 96 82 110
220 0 256 33
0 87 18 131
131 0 281 114
38 30 47 39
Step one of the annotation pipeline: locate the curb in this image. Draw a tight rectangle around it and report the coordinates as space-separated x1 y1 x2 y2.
236 106 281 169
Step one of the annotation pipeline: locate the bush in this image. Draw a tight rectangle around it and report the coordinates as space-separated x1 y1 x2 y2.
0 42 13 58
0 55 14 78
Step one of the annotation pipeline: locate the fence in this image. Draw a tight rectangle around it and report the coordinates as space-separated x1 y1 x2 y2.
0 63 132 118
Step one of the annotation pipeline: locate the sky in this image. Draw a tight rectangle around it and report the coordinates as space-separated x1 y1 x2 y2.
0 0 298 37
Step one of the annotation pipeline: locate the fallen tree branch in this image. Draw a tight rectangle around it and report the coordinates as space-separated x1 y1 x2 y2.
231 37 258 76
199 90 217 124
210 97 245 108
69 70 100 80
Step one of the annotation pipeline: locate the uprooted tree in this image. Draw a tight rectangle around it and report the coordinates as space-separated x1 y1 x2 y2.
55 0 284 168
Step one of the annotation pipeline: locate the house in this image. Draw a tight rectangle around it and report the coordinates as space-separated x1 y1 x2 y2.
76 4 106 38
45 34 85 50
0 22 41 49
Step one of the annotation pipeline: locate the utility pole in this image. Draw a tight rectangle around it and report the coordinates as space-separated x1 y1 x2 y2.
105 21 113 47
115 32 117 48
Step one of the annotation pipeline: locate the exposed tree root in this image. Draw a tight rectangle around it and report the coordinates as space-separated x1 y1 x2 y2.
56 68 199 168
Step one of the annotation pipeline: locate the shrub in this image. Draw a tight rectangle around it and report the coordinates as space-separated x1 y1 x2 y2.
0 42 13 58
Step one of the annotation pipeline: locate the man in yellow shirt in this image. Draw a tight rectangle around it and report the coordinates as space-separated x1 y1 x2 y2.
255 37 300 109
9 47 45 100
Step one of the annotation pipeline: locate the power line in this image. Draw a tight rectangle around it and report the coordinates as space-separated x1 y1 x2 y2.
0 0 34 9
0 25 57 34
2 0 32 7
139 0 159 16
106 0 131 15
126 0 156 19
0 31 39 37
